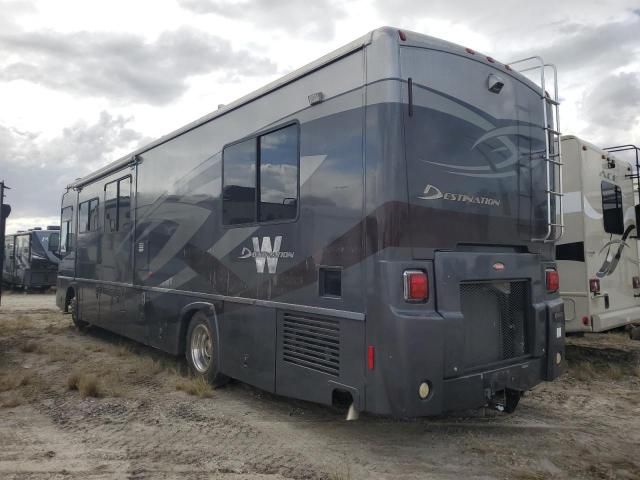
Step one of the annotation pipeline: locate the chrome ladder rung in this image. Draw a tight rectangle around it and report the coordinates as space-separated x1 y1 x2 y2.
544 127 561 135
545 97 560 106
546 158 563 166
545 190 564 196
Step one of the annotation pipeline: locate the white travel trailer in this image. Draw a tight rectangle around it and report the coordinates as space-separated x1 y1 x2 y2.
557 136 640 333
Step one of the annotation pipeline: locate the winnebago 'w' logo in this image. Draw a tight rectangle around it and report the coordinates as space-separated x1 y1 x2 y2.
418 184 501 207
239 236 295 274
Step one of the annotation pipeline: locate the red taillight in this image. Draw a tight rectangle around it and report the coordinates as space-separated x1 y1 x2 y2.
546 268 559 293
398 30 407 41
589 278 600 294
633 276 640 289
582 316 590 326
404 270 428 302
367 345 375 370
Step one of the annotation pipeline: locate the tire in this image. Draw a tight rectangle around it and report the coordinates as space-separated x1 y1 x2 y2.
69 296 88 330
185 311 229 387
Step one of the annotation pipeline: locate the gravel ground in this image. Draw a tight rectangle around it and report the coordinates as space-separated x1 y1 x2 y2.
0 292 639 480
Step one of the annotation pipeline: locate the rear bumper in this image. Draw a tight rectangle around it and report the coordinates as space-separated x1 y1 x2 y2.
592 305 640 332
363 295 565 418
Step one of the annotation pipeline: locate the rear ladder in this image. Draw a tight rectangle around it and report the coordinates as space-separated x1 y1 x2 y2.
507 56 563 243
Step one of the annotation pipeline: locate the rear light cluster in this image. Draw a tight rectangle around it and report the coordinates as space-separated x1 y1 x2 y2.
545 268 559 293
633 276 640 289
403 270 428 302
589 278 600 294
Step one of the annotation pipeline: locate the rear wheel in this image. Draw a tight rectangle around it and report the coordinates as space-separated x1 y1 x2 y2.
69 296 88 330
185 311 229 387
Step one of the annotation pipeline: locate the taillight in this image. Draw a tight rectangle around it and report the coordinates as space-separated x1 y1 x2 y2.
545 268 559 293
633 276 640 289
403 270 428 302
589 278 600 294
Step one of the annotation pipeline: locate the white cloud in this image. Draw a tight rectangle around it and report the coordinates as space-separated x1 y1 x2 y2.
0 0 638 228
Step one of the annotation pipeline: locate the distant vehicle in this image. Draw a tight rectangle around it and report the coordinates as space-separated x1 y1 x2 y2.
56 27 566 417
557 138 640 333
3 226 60 290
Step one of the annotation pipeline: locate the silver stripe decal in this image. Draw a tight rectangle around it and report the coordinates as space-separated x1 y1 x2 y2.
58 277 365 322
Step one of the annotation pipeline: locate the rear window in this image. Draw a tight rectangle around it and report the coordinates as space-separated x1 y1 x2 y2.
601 181 624 234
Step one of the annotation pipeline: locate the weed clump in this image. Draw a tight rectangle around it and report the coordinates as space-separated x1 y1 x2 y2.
176 376 213 398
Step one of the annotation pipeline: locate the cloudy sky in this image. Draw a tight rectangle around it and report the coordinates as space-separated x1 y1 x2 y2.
1 0 639 231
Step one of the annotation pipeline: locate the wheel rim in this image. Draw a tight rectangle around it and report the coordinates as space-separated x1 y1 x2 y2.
191 324 213 373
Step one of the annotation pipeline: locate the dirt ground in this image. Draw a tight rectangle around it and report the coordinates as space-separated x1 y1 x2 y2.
0 292 639 480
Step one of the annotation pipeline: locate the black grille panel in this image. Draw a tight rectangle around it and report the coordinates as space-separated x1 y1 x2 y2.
282 313 340 377
460 281 529 369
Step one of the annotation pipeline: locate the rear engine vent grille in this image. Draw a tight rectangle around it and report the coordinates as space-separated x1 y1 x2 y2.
282 313 340 377
460 281 529 370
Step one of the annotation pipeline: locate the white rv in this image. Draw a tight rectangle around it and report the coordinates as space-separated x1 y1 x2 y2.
558 136 640 333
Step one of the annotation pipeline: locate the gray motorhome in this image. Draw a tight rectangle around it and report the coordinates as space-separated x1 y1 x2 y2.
3 227 60 290
56 27 565 417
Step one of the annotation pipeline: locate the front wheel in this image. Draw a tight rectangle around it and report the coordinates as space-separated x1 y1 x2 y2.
185 311 229 387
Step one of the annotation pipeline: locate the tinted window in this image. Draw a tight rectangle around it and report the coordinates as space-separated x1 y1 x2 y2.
79 198 99 233
105 182 118 232
104 177 131 233
223 138 257 225
259 124 298 222
89 199 99 231
119 177 131 231
79 201 89 233
47 232 60 252
601 181 624 234
60 206 73 254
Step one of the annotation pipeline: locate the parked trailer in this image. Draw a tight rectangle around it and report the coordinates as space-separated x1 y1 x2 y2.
3 227 60 290
56 27 566 417
557 138 640 333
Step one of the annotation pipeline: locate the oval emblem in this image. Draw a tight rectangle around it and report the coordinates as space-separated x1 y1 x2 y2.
493 262 505 271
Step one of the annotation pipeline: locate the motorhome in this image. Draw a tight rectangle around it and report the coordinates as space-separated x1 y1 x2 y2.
3 227 60 290
56 27 565 417
557 138 640 333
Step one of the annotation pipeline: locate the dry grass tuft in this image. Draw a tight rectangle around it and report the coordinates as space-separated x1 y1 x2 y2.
0 392 24 408
67 371 103 398
328 462 352 480
20 340 43 353
48 345 80 363
0 315 35 336
570 359 637 382
176 376 214 398
571 361 597 382
0 371 35 392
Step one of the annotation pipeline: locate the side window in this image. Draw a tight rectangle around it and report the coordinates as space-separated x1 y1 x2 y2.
223 138 257 225
79 201 89 233
79 198 99 233
88 199 99 231
119 177 131 231
104 182 118 233
601 181 624 235
259 124 298 222
60 206 73 253
104 177 131 233
222 124 299 226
